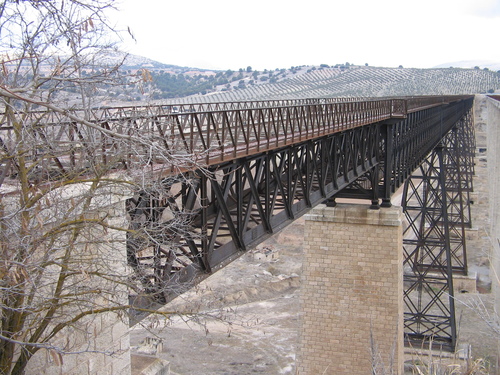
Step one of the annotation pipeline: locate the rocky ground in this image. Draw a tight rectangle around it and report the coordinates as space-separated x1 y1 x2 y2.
130 222 304 375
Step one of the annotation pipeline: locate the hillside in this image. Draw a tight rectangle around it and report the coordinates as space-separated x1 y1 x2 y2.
51 53 500 104
154 65 500 104
99 51 214 74
434 60 500 71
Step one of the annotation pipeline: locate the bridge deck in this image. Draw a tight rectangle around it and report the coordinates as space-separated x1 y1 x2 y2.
0 96 471 186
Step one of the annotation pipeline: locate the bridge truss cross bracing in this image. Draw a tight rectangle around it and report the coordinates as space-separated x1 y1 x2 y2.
127 122 382 300
125 96 475 353
0 95 475 350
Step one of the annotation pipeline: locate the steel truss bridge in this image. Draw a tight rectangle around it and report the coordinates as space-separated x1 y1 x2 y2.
0 95 475 351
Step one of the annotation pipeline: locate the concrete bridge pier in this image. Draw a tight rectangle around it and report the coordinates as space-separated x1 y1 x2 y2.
298 203 403 375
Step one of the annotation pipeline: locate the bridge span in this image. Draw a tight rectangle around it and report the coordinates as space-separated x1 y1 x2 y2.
0 95 475 362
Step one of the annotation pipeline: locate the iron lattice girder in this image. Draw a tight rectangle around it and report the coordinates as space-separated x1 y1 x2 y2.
124 97 475 306
441 110 476 229
401 104 475 351
382 99 473 201
337 98 475 205
127 124 381 302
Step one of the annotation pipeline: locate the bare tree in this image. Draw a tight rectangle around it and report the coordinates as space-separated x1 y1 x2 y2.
0 2 204 374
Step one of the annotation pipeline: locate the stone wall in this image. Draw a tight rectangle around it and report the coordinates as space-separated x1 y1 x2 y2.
22 184 132 375
297 204 403 375
485 96 500 360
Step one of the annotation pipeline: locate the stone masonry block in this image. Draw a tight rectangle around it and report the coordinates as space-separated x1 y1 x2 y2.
299 204 403 375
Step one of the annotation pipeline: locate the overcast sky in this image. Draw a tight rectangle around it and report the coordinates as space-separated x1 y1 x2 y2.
111 0 500 71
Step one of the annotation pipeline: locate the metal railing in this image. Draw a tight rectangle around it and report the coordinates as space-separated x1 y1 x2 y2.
0 95 473 185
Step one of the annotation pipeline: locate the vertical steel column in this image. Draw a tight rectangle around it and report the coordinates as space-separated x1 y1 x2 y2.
381 122 394 208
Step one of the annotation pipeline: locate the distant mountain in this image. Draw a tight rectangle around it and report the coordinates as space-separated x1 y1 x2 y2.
99 51 218 73
121 53 188 71
434 60 500 71
93 52 500 103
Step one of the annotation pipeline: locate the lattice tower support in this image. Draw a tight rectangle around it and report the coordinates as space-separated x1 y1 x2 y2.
401 107 474 350
402 144 457 350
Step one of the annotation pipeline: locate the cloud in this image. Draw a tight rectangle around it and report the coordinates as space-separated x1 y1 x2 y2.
466 0 500 17
112 0 500 70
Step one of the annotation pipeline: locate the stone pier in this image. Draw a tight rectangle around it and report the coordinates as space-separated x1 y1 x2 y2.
22 184 133 375
298 204 403 375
